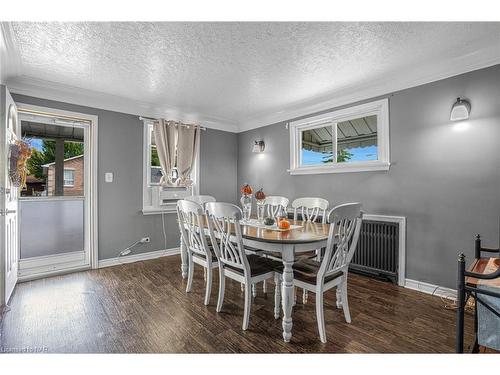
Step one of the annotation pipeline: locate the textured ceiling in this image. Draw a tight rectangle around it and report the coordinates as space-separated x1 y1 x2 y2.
5 22 500 130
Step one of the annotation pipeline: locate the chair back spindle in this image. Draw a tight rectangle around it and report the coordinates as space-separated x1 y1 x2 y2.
318 203 362 281
205 202 250 274
176 200 211 259
264 196 289 218
292 197 329 223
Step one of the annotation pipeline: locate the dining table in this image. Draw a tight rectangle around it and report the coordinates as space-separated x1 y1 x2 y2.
179 217 331 342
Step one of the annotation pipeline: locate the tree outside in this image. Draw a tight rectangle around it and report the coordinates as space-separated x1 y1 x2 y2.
27 139 84 179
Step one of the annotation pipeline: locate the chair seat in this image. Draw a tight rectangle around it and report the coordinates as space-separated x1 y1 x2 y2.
293 258 343 285
193 252 218 262
225 254 282 277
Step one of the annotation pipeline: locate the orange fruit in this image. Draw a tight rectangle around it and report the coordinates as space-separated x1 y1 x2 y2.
278 219 290 230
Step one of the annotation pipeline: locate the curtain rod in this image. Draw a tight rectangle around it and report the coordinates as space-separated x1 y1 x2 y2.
139 116 206 130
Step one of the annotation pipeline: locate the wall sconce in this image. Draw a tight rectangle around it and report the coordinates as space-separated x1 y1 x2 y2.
450 97 471 121
252 140 265 153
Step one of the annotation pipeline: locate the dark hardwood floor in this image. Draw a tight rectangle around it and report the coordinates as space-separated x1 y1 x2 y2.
0 255 474 353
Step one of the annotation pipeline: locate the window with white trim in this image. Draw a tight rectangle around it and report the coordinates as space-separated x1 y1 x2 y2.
142 120 199 214
289 99 390 174
63 169 75 187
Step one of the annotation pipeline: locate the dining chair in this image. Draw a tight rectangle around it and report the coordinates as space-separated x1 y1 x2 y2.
264 196 289 217
291 197 329 223
184 194 216 208
176 199 218 306
287 202 363 343
205 202 282 330
184 195 216 281
291 197 329 303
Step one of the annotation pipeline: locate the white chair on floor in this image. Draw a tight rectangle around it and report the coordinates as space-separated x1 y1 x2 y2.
177 199 218 306
184 195 216 208
205 202 282 330
287 202 362 343
184 195 216 281
291 197 329 304
264 196 289 217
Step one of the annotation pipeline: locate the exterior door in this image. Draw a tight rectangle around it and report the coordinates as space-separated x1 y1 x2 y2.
1 86 20 304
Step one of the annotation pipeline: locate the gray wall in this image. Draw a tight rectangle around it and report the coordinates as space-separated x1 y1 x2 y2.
238 64 500 289
13 94 238 260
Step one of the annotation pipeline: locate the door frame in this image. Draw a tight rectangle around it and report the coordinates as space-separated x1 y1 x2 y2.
16 103 99 276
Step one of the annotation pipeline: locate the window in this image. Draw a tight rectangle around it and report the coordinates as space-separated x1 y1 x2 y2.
289 99 390 174
63 169 75 187
142 121 199 214
148 127 163 185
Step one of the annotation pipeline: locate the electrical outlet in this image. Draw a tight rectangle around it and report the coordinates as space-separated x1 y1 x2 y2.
140 237 150 243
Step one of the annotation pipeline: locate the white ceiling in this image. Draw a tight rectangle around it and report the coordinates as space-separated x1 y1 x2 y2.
2 22 500 132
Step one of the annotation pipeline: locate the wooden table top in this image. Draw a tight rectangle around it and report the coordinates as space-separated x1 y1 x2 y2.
466 257 500 288
240 219 330 244
192 216 330 244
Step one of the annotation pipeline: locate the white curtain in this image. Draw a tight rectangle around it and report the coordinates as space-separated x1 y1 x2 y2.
153 119 199 187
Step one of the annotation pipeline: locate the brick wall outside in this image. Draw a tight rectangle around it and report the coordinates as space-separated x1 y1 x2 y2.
47 156 84 196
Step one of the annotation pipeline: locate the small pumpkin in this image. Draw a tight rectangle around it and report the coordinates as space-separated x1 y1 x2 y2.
255 188 266 200
240 183 253 195
278 218 290 230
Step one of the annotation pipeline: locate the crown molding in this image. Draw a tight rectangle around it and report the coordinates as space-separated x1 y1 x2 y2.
237 49 500 133
6 76 239 132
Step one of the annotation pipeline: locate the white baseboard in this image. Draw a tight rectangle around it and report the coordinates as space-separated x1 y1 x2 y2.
405 278 457 299
98 247 180 269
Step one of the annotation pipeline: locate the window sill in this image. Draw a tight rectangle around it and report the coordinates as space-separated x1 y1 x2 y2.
142 208 176 215
288 161 390 175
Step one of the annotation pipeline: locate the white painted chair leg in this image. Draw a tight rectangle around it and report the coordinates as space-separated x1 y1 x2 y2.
216 267 225 312
186 254 194 293
242 281 252 330
293 287 297 306
303 289 308 304
263 280 267 294
335 288 342 309
316 290 326 343
204 267 212 306
252 283 257 298
341 279 351 323
274 274 281 319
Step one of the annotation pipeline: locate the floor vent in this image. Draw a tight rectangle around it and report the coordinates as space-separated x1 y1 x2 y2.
350 219 400 284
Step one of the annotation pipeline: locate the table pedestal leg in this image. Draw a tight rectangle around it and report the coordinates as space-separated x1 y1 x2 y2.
180 236 188 279
281 245 294 342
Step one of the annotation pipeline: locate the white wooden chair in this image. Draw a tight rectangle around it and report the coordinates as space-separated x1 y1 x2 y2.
289 202 363 343
291 197 329 223
176 199 218 306
184 195 216 281
264 196 289 217
205 202 282 330
291 197 329 303
184 195 216 208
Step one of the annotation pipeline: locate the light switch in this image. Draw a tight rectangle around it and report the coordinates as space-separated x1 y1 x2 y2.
105 172 113 183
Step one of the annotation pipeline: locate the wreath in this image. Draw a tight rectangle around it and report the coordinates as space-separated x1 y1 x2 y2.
9 139 32 188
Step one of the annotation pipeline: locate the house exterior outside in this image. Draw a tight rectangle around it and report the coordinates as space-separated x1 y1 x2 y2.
43 155 84 196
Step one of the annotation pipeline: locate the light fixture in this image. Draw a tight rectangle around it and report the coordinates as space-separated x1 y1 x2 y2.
450 97 471 121
252 140 265 153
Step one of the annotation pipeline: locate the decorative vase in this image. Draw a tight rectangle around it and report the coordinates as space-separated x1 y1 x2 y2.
256 199 265 223
240 194 252 222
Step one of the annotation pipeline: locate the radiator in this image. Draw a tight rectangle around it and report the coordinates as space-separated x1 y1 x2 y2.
350 219 399 283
